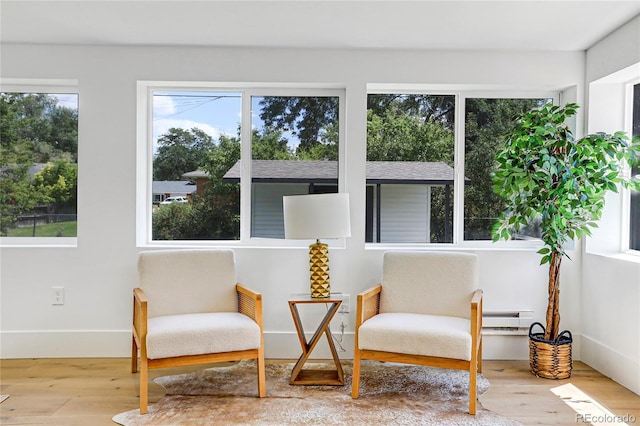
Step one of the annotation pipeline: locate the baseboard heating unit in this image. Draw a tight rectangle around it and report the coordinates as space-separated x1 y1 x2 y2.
482 310 533 335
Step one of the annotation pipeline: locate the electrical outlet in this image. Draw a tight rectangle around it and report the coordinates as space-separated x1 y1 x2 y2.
52 286 65 305
339 294 350 313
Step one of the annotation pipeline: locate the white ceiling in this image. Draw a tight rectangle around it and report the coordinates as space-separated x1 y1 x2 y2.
1 0 639 51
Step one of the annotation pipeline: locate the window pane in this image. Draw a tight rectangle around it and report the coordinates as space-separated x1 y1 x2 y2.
630 83 640 250
151 91 241 240
248 95 339 238
366 94 455 243
0 93 78 237
464 98 551 240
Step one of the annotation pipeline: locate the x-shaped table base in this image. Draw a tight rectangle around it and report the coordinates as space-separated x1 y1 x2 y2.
288 295 345 386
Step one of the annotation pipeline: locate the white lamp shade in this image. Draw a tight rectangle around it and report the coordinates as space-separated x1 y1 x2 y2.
283 193 351 240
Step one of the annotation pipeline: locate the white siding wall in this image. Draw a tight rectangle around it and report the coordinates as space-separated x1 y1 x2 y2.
251 183 308 239
380 185 430 243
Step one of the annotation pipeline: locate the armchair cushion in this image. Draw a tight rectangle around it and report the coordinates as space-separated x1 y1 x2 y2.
358 313 472 361
146 312 261 360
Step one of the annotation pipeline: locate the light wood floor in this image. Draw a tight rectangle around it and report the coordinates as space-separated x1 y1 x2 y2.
1 358 638 425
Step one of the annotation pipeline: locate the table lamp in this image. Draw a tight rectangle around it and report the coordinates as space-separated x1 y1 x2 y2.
283 193 351 298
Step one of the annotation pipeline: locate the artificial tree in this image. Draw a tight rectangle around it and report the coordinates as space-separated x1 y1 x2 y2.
492 103 640 343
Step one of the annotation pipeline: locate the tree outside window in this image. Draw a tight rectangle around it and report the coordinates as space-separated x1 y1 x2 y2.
0 92 78 237
464 98 551 240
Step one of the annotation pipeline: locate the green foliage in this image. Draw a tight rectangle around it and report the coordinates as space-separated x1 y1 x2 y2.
367 94 455 129
366 108 453 163
152 133 241 240
251 127 295 160
33 160 78 205
6 220 76 237
464 98 549 240
0 163 46 235
258 96 339 154
152 203 193 240
492 103 640 260
153 128 214 180
0 93 78 235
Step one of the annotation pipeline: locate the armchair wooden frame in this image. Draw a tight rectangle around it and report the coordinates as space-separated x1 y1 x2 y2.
351 284 483 415
131 283 266 414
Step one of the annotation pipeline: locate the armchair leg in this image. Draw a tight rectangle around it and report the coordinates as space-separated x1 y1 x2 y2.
478 339 483 373
469 362 477 415
351 351 361 398
257 353 266 397
139 358 148 414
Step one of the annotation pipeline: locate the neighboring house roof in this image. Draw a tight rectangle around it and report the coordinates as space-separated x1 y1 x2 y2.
152 180 197 195
182 170 209 179
1 163 57 179
366 161 457 184
220 160 460 184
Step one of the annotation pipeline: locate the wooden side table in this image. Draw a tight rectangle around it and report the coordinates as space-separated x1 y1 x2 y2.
288 293 345 385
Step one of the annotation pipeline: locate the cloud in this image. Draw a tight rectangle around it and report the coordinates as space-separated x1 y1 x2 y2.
154 118 223 140
153 95 177 116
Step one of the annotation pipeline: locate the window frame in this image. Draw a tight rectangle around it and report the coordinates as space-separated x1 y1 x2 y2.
136 81 346 248
623 79 640 255
364 85 560 249
0 78 79 248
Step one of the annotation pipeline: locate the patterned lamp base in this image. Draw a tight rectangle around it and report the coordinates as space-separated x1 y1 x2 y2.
309 240 330 298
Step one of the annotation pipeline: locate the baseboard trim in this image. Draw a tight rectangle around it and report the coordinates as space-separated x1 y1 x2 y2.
580 334 640 395
0 330 132 358
0 330 356 360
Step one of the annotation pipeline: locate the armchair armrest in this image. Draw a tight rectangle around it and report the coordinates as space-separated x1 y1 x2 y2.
470 289 483 341
132 288 148 347
355 284 382 328
236 284 263 328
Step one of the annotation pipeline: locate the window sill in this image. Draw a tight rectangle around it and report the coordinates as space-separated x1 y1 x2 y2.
0 237 77 248
584 250 640 264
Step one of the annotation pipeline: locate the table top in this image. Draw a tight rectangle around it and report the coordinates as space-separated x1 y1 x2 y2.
288 292 345 303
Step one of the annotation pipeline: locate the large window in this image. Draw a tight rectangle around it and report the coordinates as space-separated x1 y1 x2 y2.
366 93 455 243
151 90 241 241
142 84 343 243
0 91 78 239
365 92 555 244
249 95 340 239
142 83 557 247
464 97 552 240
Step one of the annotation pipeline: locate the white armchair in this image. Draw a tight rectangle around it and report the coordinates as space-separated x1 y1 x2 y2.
351 251 483 415
131 249 266 414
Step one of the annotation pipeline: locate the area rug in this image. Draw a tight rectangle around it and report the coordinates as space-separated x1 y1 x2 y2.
113 361 522 425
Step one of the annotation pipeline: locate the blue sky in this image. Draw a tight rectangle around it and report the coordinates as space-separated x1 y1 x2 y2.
152 91 300 153
51 93 78 109
153 91 242 147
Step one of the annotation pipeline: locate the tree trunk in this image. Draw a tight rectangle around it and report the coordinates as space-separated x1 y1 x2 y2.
544 250 562 340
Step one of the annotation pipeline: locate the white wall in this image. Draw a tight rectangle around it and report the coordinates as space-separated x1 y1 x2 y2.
583 14 640 395
1 43 585 361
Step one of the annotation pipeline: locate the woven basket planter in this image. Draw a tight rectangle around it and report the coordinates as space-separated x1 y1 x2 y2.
529 322 572 379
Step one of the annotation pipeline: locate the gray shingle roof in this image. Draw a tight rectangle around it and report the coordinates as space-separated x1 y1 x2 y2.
152 180 197 195
222 160 457 184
